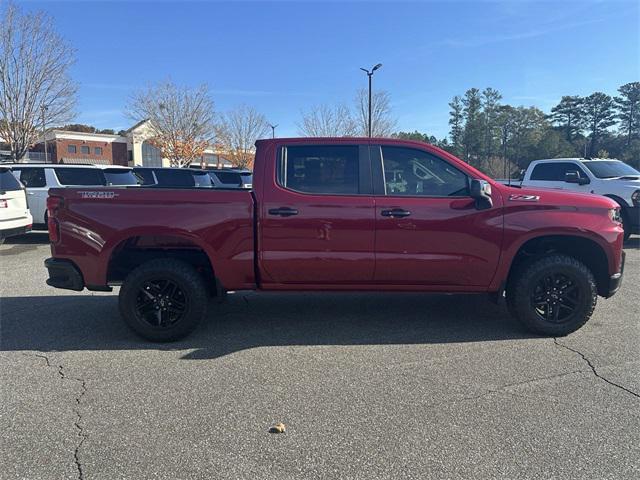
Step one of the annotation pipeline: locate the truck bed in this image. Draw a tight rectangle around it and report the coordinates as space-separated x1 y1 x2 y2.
48 187 256 290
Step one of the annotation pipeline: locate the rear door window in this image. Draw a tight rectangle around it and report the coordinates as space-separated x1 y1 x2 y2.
17 168 47 188
213 171 243 185
0 169 23 191
133 169 156 185
279 145 360 195
103 169 139 186
54 168 104 186
530 163 586 181
154 169 195 187
240 172 253 186
192 172 213 187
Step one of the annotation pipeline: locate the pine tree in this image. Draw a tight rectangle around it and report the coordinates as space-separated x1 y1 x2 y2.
481 87 502 162
615 82 640 146
462 88 483 165
581 92 616 157
448 96 464 158
550 96 583 142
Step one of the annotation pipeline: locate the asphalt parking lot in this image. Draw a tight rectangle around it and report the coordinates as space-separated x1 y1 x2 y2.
1 232 638 480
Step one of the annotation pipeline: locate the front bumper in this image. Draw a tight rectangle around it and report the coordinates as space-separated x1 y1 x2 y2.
0 223 32 240
44 258 85 291
604 250 625 298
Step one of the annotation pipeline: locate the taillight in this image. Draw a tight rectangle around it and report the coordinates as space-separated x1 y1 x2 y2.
0 199 7 208
47 195 63 244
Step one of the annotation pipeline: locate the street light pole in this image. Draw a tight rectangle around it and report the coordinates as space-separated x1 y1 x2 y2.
269 124 278 139
40 104 48 163
360 63 382 138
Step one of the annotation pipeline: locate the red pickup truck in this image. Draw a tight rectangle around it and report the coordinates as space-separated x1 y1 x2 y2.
45 138 625 341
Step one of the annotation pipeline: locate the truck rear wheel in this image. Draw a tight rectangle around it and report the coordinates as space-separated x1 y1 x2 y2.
507 254 597 336
118 259 208 342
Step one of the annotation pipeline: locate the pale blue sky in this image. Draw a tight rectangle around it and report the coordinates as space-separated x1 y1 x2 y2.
21 0 640 138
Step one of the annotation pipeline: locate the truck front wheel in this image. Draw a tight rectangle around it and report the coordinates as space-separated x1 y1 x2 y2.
118 259 208 342
507 254 597 336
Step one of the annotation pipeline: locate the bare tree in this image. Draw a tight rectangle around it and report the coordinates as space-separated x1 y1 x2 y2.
126 80 215 167
0 2 77 161
216 105 269 169
354 89 397 137
297 103 357 137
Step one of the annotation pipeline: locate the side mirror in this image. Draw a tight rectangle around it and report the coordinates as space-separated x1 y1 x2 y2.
470 179 493 210
565 171 589 185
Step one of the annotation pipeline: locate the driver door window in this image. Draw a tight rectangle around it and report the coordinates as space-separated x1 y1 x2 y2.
381 147 468 197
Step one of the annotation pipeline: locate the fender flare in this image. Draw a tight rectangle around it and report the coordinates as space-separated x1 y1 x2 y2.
603 194 629 208
490 229 614 291
100 227 219 283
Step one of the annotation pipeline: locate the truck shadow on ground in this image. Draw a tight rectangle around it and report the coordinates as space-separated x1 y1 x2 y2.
1 292 539 359
0 232 49 255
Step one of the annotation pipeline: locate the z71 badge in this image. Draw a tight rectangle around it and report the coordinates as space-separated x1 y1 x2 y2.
509 194 540 202
78 191 120 199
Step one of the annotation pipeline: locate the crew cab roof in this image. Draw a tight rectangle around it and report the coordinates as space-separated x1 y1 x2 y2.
531 158 623 163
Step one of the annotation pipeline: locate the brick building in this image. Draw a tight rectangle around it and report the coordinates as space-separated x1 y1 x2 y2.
32 130 129 165
15 120 233 167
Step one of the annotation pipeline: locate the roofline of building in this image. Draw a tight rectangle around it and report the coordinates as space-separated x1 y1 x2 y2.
39 130 128 143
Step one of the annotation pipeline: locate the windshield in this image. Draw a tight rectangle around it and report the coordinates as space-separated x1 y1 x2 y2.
583 161 640 179
103 170 140 186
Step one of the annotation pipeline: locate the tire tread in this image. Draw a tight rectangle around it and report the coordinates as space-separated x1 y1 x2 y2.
118 259 208 342
507 254 597 336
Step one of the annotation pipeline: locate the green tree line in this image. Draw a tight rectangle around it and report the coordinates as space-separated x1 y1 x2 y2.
394 82 640 178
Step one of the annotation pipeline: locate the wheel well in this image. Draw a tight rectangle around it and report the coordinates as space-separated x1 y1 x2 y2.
107 235 218 295
507 235 610 296
604 194 629 208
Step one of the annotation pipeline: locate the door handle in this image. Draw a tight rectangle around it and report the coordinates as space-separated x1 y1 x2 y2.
268 207 299 217
381 208 411 218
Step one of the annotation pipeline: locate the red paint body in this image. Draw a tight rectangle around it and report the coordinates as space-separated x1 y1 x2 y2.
48 138 624 293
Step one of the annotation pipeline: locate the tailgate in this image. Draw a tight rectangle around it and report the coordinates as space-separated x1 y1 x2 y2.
0 169 29 222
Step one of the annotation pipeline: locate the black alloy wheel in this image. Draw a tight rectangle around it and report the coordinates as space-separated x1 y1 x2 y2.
135 278 188 329
119 259 209 342
531 272 582 324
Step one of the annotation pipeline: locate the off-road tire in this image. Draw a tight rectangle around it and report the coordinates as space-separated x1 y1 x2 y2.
507 254 597 336
119 259 208 342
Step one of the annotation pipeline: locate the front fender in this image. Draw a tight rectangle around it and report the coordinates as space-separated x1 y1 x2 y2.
489 204 623 290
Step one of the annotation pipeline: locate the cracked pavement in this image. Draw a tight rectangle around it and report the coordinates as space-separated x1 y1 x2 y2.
1 232 639 479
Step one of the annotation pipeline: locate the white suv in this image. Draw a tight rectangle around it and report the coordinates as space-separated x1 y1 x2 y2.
520 158 640 239
10 164 139 226
0 167 32 244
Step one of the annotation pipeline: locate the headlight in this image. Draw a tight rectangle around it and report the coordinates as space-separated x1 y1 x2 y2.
609 207 623 224
632 189 640 207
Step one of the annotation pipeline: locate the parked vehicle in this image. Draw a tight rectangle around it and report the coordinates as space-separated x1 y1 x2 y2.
10 164 138 226
132 167 214 188
188 165 252 189
208 168 252 188
506 158 639 240
45 138 625 342
0 167 32 244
